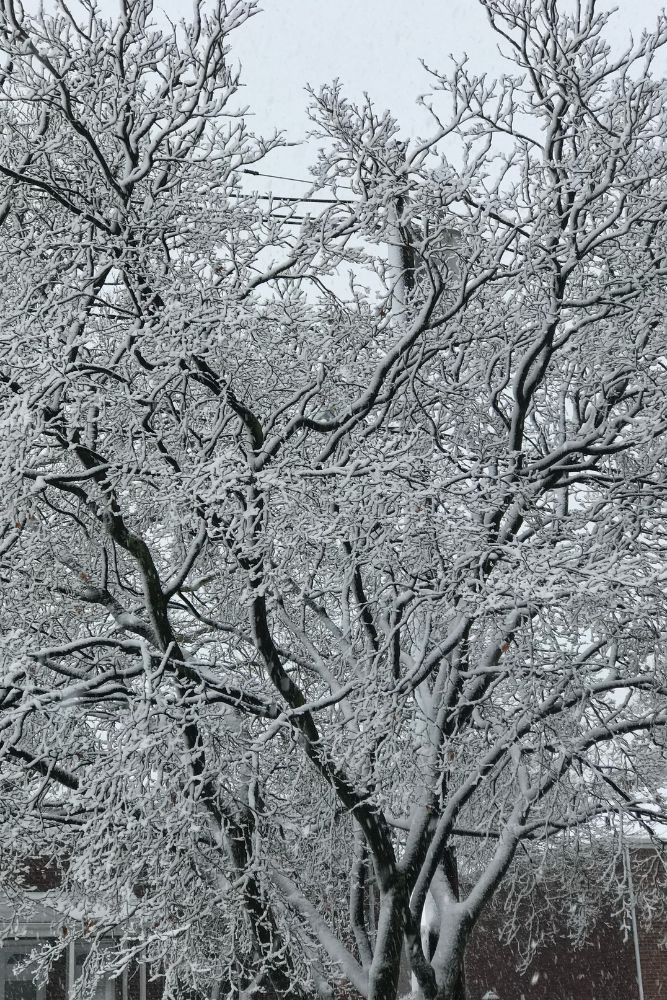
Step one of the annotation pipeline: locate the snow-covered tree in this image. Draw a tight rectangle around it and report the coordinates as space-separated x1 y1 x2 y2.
4 1 667 999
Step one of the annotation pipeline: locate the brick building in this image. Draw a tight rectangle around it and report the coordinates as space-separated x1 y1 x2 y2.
0 862 159 1000
464 846 667 1000
465 907 652 1000
2 850 666 1000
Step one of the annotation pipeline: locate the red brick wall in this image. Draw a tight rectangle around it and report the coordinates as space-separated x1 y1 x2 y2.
464 855 667 1000
465 916 642 1000
18 857 61 891
638 921 667 1000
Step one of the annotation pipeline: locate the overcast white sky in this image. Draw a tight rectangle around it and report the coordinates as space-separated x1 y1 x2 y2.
32 0 667 183
46 0 667 187
230 1 666 139
162 0 667 185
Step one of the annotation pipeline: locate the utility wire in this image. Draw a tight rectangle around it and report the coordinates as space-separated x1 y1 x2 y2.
230 191 353 205
241 167 353 190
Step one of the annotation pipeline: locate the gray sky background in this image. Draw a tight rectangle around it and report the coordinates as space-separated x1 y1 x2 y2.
229 1 666 139
173 0 667 185
43 0 667 186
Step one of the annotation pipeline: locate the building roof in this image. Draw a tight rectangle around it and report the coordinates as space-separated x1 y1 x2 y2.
0 893 64 940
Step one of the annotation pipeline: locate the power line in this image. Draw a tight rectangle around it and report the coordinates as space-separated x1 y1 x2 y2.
240 167 353 191
241 168 312 185
231 191 353 206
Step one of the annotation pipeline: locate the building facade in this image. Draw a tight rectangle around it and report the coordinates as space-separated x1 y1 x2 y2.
3 853 666 1000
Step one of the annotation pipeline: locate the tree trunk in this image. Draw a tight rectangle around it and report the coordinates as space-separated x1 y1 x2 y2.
409 905 468 1000
368 883 405 1000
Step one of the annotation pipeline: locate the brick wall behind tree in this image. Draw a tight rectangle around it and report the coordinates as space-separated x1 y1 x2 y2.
465 916 643 1000
638 920 667 1000
462 846 667 1000
19 857 61 892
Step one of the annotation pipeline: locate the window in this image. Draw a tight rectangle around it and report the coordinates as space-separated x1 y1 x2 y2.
0 941 127 1000
72 945 121 1000
0 947 44 1000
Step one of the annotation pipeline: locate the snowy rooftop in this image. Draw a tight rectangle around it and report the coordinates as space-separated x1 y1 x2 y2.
0 893 64 940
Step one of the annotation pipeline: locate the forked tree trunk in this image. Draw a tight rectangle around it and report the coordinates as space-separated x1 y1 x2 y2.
410 906 468 1000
